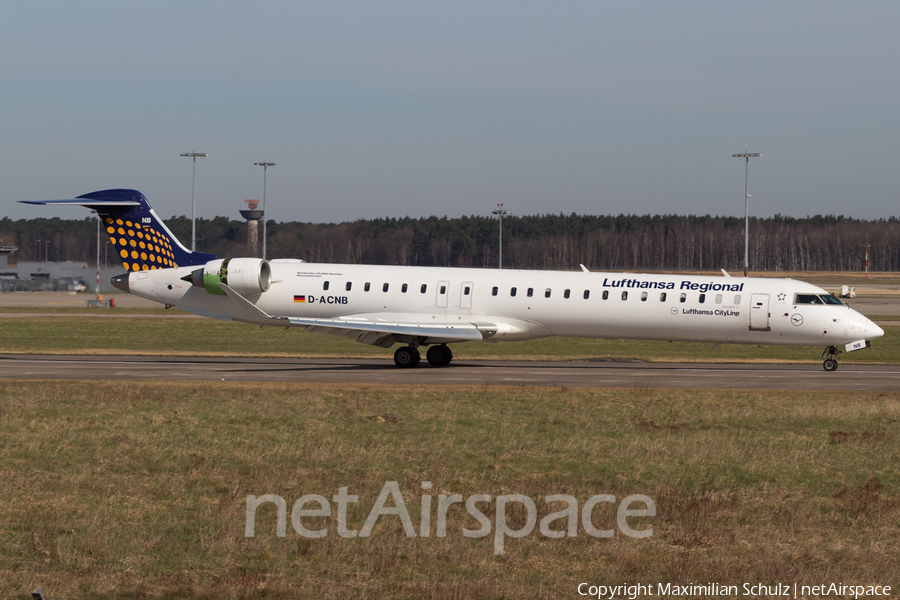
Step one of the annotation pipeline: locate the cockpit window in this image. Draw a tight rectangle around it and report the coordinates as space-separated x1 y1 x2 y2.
794 294 841 305
795 293 844 305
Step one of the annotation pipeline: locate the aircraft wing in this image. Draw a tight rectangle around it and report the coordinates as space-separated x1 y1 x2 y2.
219 283 493 347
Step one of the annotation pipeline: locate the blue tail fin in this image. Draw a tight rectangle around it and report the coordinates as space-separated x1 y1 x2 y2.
21 189 216 271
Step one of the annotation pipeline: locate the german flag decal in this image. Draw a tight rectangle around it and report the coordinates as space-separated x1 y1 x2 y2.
294 295 306 303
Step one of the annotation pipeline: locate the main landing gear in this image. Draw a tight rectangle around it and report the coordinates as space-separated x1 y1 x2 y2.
393 344 453 368
426 344 453 367
821 345 841 372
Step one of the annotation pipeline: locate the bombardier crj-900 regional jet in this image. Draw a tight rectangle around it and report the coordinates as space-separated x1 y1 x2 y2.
24 189 884 371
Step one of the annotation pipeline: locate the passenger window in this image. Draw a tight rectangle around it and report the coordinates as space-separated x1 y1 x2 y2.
734 295 741 304
491 286 497 296
465 286 472 295
421 284 427 294
641 292 648 301
680 293 686 303
364 282 371 292
621 291 628 301
545 288 552 298
440 285 446 294
527 288 534 298
564 289 570 299
660 292 667 302
323 281 330 291
602 290 609 300
511 287 517 297
583 290 590 299
401 283 408 293
383 283 389 292
699 293 706 304
715 294 722 304
345 282 352 291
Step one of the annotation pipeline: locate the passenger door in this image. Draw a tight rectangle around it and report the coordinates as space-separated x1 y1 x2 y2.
749 294 770 331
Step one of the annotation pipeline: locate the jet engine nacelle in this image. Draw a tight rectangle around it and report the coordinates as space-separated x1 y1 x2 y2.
185 258 272 296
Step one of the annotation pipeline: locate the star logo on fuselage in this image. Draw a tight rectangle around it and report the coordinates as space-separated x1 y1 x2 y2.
777 293 787 302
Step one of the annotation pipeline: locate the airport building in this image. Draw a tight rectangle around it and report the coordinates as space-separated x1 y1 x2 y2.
0 247 122 293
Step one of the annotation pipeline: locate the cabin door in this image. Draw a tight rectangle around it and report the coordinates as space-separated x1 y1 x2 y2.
749 294 771 331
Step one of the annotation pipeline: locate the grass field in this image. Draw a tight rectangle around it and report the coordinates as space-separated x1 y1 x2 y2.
0 315 898 365
1 381 898 599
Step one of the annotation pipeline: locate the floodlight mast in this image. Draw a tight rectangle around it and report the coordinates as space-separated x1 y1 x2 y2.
492 204 510 269
254 161 276 260
180 152 208 252
732 152 761 277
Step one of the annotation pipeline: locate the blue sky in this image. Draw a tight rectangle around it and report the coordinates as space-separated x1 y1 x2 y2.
3 1 898 222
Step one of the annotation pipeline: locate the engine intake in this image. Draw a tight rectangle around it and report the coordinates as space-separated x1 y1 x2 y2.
186 258 272 296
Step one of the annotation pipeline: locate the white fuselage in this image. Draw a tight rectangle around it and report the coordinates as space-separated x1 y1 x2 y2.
126 260 883 349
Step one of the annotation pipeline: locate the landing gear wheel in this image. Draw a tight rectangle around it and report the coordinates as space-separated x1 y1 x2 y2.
426 345 453 367
820 345 841 373
394 346 421 368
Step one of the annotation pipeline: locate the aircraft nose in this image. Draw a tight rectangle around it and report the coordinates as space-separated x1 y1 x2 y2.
858 315 884 339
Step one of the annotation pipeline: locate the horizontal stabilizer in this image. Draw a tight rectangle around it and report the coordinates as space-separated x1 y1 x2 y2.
20 188 216 271
19 199 140 207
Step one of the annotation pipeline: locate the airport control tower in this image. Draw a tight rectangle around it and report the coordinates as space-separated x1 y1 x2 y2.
240 200 264 256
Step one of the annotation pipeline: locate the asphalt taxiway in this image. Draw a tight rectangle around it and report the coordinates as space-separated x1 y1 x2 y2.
1 355 898 391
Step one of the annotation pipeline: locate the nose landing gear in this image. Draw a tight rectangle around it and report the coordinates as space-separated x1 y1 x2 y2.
820 345 841 372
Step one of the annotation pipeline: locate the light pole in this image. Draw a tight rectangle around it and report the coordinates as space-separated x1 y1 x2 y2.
492 204 509 269
45 240 50 262
94 211 101 298
863 244 871 280
180 152 208 252
254 161 276 260
732 152 761 277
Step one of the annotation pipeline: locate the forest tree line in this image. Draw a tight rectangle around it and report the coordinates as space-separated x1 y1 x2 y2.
1 213 899 272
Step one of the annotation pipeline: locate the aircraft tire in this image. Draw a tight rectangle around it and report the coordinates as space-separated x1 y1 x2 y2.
439 345 453 366
394 346 420 368
426 345 453 367
823 359 838 372
426 346 445 366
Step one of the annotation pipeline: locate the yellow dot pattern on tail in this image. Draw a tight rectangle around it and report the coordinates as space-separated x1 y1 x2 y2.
106 217 178 271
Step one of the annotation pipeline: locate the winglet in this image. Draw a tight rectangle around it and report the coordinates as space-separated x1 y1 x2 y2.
721 269 731 277
219 283 282 324
580 264 590 273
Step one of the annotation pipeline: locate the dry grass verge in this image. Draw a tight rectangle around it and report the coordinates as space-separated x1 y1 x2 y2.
1 381 898 598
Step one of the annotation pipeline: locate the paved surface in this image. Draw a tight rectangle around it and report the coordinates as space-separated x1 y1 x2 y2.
2 355 898 390
0 292 158 308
